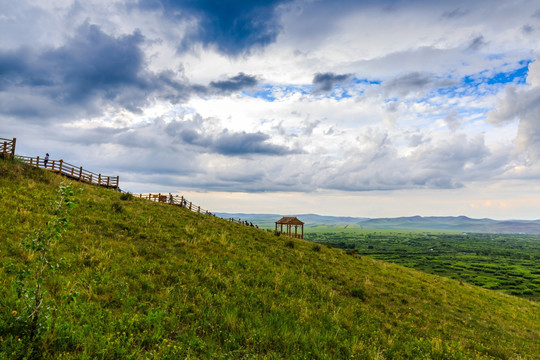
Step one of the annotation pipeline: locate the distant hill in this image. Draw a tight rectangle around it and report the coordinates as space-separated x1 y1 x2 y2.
216 213 540 234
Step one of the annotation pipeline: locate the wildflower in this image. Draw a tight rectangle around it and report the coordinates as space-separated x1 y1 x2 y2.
11 310 17 316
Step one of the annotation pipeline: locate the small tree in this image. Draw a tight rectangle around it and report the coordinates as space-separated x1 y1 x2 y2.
12 182 79 357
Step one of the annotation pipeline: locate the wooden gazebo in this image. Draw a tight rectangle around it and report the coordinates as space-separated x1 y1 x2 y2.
275 217 304 239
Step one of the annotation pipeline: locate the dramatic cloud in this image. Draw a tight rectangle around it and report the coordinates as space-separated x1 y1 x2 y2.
138 0 293 55
0 23 191 121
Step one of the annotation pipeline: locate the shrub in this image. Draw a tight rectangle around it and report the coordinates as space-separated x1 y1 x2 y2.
350 288 366 301
312 244 321 252
120 192 133 201
111 202 124 213
285 240 295 248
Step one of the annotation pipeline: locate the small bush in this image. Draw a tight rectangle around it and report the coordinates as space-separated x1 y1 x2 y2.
312 244 321 252
111 202 124 213
350 288 366 301
285 240 295 248
346 249 358 255
120 192 133 201
274 230 281 237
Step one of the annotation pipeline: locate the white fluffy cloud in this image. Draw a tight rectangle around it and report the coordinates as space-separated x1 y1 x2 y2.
488 56 540 163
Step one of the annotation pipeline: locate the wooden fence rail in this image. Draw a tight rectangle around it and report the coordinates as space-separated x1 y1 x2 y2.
0 137 16 159
134 193 213 216
16 155 119 189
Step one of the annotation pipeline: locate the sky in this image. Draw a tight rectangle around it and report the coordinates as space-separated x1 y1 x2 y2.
2 0 540 220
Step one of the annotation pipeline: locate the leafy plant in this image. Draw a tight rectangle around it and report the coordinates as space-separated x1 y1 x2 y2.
11 182 78 357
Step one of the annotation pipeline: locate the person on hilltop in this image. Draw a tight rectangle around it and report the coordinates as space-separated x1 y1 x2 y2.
168 193 173 204
44 153 49 168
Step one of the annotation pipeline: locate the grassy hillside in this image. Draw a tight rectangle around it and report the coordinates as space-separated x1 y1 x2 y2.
1 159 539 359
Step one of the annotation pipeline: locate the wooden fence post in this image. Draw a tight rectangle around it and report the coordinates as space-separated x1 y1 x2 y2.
2 141 6 157
116 176 119 189
11 138 16 157
36 156 40 168
51 160 55 171
98 174 101 186
189 202 192 211
198 206 200 213
78 167 82 180
58 160 63 175
180 196 184 207
107 176 110 187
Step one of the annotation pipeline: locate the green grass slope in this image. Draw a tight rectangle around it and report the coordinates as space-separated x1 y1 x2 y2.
1 159 539 359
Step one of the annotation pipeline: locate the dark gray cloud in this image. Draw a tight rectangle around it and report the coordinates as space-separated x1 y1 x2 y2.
0 23 191 121
466 35 487 51
522 24 534 34
312 72 352 92
209 72 258 93
0 22 260 123
138 0 293 56
213 130 295 156
378 71 455 97
441 7 469 19
164 117 297 156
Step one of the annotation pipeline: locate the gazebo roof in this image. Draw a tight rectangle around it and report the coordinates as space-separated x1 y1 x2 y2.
275 216 304 225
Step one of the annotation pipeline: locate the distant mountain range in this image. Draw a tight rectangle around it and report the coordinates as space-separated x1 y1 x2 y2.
215 213 540 234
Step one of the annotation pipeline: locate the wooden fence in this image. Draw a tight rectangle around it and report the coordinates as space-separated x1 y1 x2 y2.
134 193 213 215
0 137 16 159
16 155 119 189
3 136 264 228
